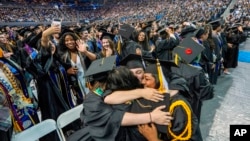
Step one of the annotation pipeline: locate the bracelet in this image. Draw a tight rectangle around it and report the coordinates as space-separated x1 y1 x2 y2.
149 112 152 123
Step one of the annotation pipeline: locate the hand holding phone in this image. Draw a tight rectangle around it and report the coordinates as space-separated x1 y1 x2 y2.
51 18 62 28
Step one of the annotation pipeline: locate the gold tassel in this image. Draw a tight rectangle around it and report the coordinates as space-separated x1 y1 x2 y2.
174 54 179 66
117 39 121 55
156 59 168 94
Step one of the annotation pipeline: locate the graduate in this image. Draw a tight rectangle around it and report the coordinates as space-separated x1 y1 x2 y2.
105 53 196 140
173 37 214 123
140 58 202 141
68 55 171 141
209 19 223 84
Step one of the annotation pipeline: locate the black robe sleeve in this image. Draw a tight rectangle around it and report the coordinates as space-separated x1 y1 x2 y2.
82 91 125 141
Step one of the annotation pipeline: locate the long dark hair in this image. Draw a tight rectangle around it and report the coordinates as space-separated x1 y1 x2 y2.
58 32 79 52
106 66 141 91
135 31 150 51
204 24 216 50
101 37 116 57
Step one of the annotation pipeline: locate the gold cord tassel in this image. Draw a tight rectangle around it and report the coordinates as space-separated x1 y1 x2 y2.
117 39 121 55
156 59 168 94
174 54 179 66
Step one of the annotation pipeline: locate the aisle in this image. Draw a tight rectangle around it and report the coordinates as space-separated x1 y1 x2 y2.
200 38 250 141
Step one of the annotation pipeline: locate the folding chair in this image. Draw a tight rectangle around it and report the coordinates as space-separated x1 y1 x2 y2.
56 104 83 141
12 119 61 141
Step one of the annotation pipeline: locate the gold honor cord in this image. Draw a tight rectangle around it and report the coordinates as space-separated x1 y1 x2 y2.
168 100 192 141
156 59 192 140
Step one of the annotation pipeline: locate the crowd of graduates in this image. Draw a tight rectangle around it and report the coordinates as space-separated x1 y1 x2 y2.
0 0 250 141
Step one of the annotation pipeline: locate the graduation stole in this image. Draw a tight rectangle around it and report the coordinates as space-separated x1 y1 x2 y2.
0 64 37 133
23 44 38 60
48 65 73 108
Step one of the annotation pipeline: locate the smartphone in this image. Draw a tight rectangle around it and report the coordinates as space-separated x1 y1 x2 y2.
51 18 61 27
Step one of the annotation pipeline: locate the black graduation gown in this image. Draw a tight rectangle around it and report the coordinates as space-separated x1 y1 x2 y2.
155 37 178 60
201 41 214 79
26 46 70 141
70 90 145 141
171 63 214 122
224 31 247 68
211 34 222 84
119 40 152 60
202 41 213 71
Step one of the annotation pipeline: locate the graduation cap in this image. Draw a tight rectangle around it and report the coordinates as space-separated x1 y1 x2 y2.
157 27 166 36
100 32 115 40
118 24 135 40
85 55 117 82
18 28 32 37
209 19 222 30
26 32 43 48
32 24 42 32
60 27 80 39
130 58 172 134
119 54 145 69
173 37 205 64
144 58 177 75
227 25 239 33
179 26 197 38
194 27 205 38
75 27 87 34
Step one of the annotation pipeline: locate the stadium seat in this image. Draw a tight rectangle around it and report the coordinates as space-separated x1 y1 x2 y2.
11 119 61 141
56 104 84 141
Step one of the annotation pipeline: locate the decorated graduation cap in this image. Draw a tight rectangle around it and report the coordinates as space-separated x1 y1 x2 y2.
100 32 115 40
85 55 117 82
118 24 135 40
119 54 145 69
173 37 205 64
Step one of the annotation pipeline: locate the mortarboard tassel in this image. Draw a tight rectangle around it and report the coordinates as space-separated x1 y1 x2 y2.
174 54 179 66
117 39 121 55
156 59 169 94
156 59 192 140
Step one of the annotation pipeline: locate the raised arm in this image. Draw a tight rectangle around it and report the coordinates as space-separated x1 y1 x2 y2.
121 105 172 126
76 40 97 61
104 88 164 104
41 25 61 48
